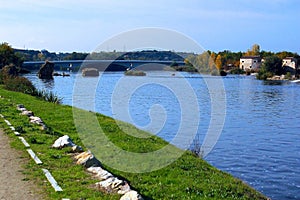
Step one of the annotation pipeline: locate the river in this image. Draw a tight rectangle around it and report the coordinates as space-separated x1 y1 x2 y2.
24 71 300 200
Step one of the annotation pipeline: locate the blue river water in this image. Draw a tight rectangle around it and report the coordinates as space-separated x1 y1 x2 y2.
25 71 300 200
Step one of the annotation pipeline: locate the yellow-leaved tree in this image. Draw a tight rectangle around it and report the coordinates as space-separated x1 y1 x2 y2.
245 44 260 56
215 54 222 70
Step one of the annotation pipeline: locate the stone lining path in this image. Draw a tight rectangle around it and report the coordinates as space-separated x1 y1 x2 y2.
0 129 45 200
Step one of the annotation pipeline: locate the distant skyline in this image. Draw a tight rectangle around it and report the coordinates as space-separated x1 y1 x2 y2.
0 0 299 53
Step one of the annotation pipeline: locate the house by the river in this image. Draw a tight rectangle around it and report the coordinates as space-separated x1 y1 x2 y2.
239 56 262 71
282 57 298 74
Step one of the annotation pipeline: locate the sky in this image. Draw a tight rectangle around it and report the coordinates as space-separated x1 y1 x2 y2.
0 0 299 53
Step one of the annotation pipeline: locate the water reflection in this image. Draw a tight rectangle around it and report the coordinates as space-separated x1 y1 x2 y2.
263 80 290 86
40 78 54 90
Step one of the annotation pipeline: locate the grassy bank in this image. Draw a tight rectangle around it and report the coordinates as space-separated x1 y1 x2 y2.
0 86 268 200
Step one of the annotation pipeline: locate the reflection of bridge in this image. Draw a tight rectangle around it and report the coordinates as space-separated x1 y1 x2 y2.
22 60 185 71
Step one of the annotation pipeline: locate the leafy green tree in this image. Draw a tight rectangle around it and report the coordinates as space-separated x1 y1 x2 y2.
0 43 23 68
276 51 296 60
257 55 283 80
262 55 283 75
260 50 274 58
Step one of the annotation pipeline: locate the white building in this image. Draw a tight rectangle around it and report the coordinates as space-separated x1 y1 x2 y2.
282 57 298 70
240 56 262 71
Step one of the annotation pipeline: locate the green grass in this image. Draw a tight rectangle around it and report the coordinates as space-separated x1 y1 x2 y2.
0 86 268 200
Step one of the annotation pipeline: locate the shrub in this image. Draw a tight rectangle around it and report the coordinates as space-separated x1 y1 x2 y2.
0 64 18 83
285 72 292 80
32 89 63 104
230 68 245 75
4 76 36 94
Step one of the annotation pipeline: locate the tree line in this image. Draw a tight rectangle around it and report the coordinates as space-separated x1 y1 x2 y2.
1 42 299 79
184 44 300 78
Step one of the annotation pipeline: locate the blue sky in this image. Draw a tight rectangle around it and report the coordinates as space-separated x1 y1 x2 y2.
0 0 299 53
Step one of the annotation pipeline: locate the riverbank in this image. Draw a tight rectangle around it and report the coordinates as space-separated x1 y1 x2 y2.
0 86 268 199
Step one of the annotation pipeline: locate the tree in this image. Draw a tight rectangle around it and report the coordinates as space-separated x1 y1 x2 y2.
0 43 23 69
245 44 260 56
215 54 222 70
251 44 260 55
209 52 216 71
262 55 283 75
276 51 295 60
257 55 283 80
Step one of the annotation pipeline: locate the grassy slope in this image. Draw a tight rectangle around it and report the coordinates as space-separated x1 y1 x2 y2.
0 87 268 200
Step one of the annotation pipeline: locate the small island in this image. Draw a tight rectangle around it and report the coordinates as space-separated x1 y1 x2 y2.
124 70 146 76
82 68 99 77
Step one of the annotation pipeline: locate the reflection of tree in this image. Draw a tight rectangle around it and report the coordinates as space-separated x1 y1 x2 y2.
41 79 55 90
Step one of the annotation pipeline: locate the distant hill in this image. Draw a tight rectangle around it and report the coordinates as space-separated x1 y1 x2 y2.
14 49 192 62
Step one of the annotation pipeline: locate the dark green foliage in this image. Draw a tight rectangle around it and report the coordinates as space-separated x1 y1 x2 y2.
3 76 36 94
257 55 283 80
0 43 23 69
230 68 245 75
1 64 18 77
262 56 283 75
63 52 88 60
172 64 198 72
0 64 19 84
32 89 63 104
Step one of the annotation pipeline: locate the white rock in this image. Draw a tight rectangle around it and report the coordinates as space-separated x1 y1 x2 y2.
71 145 83 153
16 104 25 111
117 182 131 195
97 177 115 188
21 110 34 117
75 151 101 168
120 191 143 200
29 116 44 125
87 167 113 180
19 108 27 112
96 177 124 193
52 135 75 148
96 170 114 180
87 166 103 174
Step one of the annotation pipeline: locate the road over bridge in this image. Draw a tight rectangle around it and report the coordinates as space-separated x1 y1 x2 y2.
22 60 185 71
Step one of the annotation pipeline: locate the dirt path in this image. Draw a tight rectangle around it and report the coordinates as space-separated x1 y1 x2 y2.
0 129 44 200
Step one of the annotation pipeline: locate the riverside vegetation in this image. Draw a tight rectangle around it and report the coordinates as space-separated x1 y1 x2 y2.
0 87 269 199
0 42 268 199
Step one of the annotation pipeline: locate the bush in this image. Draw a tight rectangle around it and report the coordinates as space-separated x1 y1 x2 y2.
230 68 245 75
285 72 292 80
4 76 36 94
32 89 62 104
0 64 18 83
256 70 274 80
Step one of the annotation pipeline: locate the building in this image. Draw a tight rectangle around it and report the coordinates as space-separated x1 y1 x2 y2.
240 56 262 71
282 57 298 70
